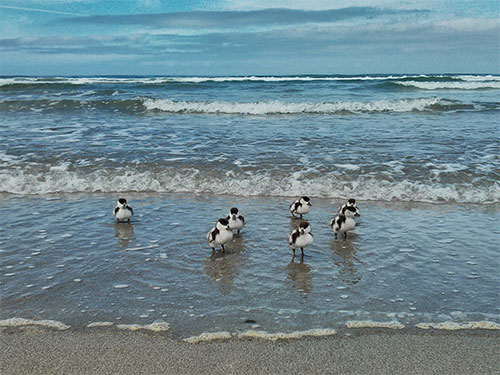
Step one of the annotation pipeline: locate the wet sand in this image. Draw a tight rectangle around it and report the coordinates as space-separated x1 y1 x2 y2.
1 329 499 374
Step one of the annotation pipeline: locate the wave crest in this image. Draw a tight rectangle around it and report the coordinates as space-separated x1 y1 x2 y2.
143 97 454 115
1 167 497 204
394 80 500 90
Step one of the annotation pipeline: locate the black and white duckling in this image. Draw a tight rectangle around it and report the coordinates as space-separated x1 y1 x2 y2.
338 198 360 217
113 198 134 222
206 218 233 253
330 205 357 239
226 207 245 234
288 222 314 259
289 196 312 219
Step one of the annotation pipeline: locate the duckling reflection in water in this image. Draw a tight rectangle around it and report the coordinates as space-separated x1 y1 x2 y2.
330 239 361 285
287 258 312 295
203 235 247 295
114 223 134 247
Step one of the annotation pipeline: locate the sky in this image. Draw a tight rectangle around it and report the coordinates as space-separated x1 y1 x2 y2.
0 0 499 75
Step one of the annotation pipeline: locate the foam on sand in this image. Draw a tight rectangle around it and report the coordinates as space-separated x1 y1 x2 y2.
238 328 336 341
87 321 114 328
183 331 233 343
347 320 405 329
416 321 500 331
117 320 169 332
0 317 70 330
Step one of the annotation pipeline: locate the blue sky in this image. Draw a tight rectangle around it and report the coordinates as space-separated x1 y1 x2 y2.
0 1 499 75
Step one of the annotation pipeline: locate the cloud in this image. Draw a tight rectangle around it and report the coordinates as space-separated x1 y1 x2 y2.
4 16 498 58
0 5 85 16
60 7 429 30
1 6 498 75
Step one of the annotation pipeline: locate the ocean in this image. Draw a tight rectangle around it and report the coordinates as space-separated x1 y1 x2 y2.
0 74 499 339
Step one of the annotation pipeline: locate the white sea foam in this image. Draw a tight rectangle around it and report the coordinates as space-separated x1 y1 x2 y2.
416 321 500 330
117 320 170 332
334 164 360 171
395 81 500 90
454 74 500 82
1 168 497 203
183 331 232 343
0 317 70 330
87 321 114 328
143 97 444 115
238 328 336 340
126 244 160 251
346 320 405 329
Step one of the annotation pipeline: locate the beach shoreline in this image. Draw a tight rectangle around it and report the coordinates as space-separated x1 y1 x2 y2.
1 328 499 374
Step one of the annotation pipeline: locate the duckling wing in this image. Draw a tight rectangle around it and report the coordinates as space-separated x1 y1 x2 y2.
289 230 299 245
211 227 220 242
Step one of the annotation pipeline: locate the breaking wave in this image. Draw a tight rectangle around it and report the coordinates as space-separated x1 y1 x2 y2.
393 80 500 90
1 97 479 115
1 167 498 204
143 97 470 115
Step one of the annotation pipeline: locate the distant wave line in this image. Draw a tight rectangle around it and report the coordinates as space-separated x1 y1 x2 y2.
394 81 500 90
1 74 499 86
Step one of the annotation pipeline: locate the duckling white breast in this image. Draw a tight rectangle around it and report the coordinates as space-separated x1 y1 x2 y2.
208 228 233 246
229 217 244 231
295 204 310 214
334 217 356 233
115 207 132 221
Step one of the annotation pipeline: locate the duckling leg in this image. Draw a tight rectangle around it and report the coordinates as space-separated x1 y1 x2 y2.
300 248 304 258
211 248 215 255
292 248 296 260
127 218 130 223
334 232 338 239
237 229 240 234
299 214 303 219
344 232 348 239
221 244 226 253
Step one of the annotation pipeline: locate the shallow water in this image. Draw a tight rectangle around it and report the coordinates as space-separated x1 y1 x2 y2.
1 195 498 337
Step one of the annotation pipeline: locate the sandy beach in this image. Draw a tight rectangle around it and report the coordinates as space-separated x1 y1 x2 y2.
1 329 499 374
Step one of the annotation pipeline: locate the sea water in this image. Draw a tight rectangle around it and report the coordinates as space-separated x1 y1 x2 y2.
0 75 499 339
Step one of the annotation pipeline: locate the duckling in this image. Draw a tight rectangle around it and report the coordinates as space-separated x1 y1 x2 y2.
288 221 314 259
330 205 357 239
206 218 233 254
226 207 245 234
289 196 312 219
113 198 134 223
338 198 360 217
